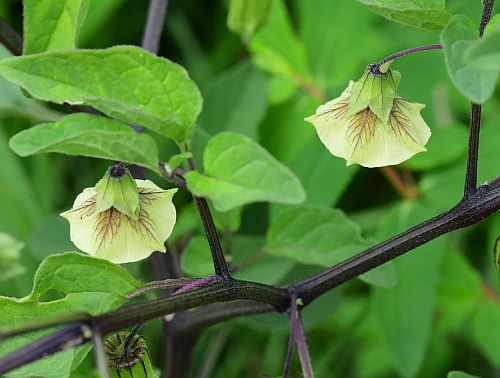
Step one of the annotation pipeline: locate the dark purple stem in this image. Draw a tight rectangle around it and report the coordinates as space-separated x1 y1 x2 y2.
172 275 221 295
296 313 314 378
464 0 495 194
283 291 298 377
187 158 231 278
377 44 442 67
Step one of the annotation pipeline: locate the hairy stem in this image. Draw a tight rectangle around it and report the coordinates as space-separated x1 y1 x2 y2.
377 44 443 69
479 0 495 37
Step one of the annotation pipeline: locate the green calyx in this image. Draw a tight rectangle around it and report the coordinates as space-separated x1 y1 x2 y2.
347 63 401 124
95 165 140 221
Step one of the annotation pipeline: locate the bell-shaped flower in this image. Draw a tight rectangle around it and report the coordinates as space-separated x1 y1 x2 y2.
61 165 177 264
305 64 431 168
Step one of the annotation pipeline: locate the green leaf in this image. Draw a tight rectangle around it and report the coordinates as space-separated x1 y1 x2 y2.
0 252 142 378
441 15 498 103
296 0 374 90
373 201 444 377
196 61 268 141
248 0 310 81
181 236 213 277
357 0 452 30
404 125 469 171
260 96 357 207
447 372 482 378
464 27 500 70
227 0 271 41
436 248 482 334
0 46 202 146
9 113 160 174
167 152 192 172
185 132 306 211
472 300 500 366
0 232 25 282
264 205 393 286
181 235 292 285
23 0 90 54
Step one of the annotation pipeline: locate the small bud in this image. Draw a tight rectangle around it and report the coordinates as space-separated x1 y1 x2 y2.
95 165 140 221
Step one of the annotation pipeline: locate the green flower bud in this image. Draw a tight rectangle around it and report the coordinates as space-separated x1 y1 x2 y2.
95 165 140 221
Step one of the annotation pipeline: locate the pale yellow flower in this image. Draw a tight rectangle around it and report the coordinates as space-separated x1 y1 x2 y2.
61 169 177 264
305 66 431 168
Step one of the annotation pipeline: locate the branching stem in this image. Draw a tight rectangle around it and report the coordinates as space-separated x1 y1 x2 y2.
464 0 495 194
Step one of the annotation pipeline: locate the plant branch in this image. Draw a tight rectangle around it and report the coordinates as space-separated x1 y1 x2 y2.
379 166 418 200
158 162 188 189
0 323 92 375
125 277 199 299
141 0 169 54
0 16 22 56
464 103 482 194
169 300 277 334
91 327 111 378
377 44 442 69
187 158 231 278
479 0 495 37
296 312 314 378
2 181 500 375
294 183 500 304
283 291 298 378
464 0 495 194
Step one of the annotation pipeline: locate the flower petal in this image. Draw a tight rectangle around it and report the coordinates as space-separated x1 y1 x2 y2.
61 180 177 264
305 94 431 168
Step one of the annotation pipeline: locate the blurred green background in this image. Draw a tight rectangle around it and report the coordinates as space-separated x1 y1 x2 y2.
1 0 500 377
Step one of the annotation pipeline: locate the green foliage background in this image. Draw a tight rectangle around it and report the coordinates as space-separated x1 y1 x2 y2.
1 0 500 377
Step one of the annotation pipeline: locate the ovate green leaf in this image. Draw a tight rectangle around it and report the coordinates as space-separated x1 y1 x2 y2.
180 236 213 277
0 46 202 146
23 0 90 54
472 300 500 366
404 125 469 171
357 0 452 30
464 27 500 70
185 133 306 211
248 0 310 81
447 372 482 378
264 205 393 286
0 252 142 378
441 15 498 103
9 113 159 174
